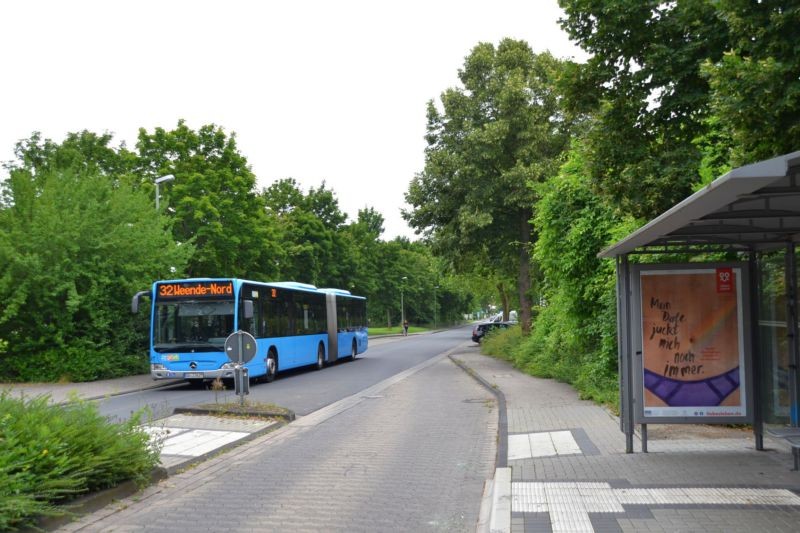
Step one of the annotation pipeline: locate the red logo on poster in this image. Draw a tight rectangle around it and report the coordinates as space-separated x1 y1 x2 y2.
716 268 733 293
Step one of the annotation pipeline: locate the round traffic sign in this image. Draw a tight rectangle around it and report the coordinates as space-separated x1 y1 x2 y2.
224 330 257 363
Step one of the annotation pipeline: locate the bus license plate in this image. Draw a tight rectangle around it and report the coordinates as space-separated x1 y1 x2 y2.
184 372 203 379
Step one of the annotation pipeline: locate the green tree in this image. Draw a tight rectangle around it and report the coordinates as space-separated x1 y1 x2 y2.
344 207 386 299
700 1 800 164
521 144 636 403
558 0 800 216
136 120 280 279
405 39 572 332
5 131 138 185
558 0 731 217
0 165 192 381
364 238 446 327
262 178 355 287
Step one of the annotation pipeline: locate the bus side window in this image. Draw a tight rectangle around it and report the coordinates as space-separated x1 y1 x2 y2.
240 300 256 336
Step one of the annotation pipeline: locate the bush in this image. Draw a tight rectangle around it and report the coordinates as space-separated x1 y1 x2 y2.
480 324 522 363
0 392 160 530
3 345 148 383
0 166 192 383
481 307 619 408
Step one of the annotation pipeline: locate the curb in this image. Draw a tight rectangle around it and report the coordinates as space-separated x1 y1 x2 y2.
62 379 179 405
490 467 512 533
448 354 511 533
173 405 296 422
477 477 495 533
448 355 508 468
32 467 168 532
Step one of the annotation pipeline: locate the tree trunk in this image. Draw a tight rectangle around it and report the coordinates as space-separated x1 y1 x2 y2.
496 282 510 321
517 208 533 334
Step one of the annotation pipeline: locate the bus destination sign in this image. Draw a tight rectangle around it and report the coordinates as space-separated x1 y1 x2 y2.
157 281 233 300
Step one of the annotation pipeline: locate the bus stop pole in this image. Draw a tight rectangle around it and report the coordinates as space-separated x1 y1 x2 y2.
238 331 245 408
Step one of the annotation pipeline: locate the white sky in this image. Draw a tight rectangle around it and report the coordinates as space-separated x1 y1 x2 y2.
0 0 587 239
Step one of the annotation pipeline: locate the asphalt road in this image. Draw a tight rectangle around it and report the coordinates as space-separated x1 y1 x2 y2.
96 325 475 422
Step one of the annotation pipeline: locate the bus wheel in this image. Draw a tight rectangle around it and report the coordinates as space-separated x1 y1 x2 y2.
316 343 325 370
351 340 358 360
265 351 277 383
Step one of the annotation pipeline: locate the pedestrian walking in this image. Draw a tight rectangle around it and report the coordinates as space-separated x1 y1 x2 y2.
403 319 409 336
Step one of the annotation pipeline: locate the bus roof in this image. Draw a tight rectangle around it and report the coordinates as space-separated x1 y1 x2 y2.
318 288 366 300
317 288 351 295
152 278 364 298
267 281 318 291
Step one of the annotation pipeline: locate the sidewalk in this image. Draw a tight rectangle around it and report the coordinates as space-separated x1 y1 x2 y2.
456 350 800 533
1 373 171 404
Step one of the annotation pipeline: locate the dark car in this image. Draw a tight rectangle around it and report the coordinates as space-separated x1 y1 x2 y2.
471 321 516 343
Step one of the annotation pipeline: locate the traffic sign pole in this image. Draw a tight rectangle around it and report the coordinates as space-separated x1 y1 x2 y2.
224 330 257 406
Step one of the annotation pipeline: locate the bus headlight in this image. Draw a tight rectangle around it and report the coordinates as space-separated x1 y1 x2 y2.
151 364 166 371
221 362 236 369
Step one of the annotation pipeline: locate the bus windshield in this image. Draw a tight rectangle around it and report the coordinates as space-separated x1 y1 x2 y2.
153 300 234 352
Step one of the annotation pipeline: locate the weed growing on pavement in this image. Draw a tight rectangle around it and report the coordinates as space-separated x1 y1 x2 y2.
210 377 225 403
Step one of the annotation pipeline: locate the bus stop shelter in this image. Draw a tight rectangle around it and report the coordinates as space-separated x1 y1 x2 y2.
599 151 800 455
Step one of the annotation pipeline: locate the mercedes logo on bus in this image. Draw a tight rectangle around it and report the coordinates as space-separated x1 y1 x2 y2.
189 361 198 369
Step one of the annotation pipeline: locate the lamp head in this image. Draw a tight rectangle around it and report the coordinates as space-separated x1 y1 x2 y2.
155 174 175 184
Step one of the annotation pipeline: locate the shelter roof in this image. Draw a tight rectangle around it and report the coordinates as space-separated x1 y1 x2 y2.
599 151 800 258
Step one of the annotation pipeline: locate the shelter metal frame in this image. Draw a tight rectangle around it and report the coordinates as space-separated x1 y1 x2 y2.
600 152 800 454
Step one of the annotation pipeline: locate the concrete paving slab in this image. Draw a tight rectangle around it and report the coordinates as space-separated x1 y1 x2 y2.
144 414 279 475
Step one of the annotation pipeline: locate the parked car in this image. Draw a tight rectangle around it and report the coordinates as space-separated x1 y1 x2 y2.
472 321 516 343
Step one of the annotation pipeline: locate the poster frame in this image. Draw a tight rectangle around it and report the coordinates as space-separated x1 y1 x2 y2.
631 262 753 425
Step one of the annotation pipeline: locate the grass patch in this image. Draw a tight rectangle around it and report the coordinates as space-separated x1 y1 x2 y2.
184 401 294 421
0 391 160 530
369 326 429 336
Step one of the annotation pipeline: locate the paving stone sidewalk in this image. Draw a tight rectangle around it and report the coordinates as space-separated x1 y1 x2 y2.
58 352 497 532
455 348 800 533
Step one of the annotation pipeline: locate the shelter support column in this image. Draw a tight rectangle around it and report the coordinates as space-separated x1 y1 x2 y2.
618 255 636 453
750 252 763 450
786 243 799 428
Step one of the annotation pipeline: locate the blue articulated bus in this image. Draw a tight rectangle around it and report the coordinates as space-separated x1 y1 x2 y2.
131 278 368 385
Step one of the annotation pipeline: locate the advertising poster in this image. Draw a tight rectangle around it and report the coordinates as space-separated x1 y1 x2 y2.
640 268 746 418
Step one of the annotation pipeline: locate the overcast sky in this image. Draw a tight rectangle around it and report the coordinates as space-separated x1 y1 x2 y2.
0 0 587 239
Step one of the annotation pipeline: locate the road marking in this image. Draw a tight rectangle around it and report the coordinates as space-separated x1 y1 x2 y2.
513 481 800 533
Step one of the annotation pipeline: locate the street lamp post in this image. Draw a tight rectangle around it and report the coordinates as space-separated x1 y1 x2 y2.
155 174 175 211
434 285 439 330
401 276 408 329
